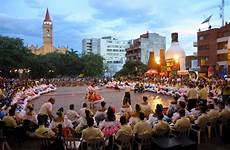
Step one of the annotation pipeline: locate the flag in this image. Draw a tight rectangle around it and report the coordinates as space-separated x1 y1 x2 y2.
201 15 212 24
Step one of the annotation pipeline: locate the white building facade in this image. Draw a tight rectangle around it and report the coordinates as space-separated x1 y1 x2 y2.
126 32 166 65
82 36 130 76
82 38 100 54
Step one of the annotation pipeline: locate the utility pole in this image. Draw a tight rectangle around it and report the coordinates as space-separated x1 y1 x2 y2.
220 0 225 27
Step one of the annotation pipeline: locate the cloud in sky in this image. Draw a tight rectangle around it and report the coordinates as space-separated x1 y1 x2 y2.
0 0 229 55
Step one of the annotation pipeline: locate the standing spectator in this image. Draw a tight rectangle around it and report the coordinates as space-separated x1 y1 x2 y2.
187 84 198 111
222 80 230 105
198 84 208 106
124 82 131 105
38 97 55 122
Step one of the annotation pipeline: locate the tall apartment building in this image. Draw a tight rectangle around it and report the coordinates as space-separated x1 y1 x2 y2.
126 32 166 64
197 23 230 76
82 38 100 54
82 36 130 76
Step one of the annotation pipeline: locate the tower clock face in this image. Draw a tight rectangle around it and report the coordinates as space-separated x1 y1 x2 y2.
46 30 50 37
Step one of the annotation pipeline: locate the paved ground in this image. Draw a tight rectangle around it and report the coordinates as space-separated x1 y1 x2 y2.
32 86 174 114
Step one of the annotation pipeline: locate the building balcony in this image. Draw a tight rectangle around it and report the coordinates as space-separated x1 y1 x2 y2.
217 36 230 43
126 46 140 51
217 61 228 66
217 49 228 54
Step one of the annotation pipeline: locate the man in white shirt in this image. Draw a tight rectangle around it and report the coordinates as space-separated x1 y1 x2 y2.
38 97 55 122
124 82 131 105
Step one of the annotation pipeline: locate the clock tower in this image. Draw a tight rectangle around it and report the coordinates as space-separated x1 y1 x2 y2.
42 8 53 53
29 8 67 55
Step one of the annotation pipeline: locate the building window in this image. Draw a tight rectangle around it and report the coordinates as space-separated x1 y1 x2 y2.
223 31 230 37
217 54 227 61
113 61 121 64
199 36 204 40
217 42 227 50
200 56 208 66
198 34 208 41
198 45 209 51
107 49 112 52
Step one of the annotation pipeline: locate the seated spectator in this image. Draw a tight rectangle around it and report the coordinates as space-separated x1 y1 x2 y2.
35 114 55 138
0 107 7 120
207 104 219 122
219 102 230 122
82 117 104 141
75 109 93 133
133 112 152 137
195 106 208 128
23 103 37 124
66 104 79 122
166 100 177 118
50 108 64 129
99 106 120 138
115 115 133 140
174 109 191 131
129 104 141 127
140 96 152 116
152 112 170 137
79 103 92 118
190 103 201 119
155 104 171 123
172 101 189 123
120 97 132 117
2 108 17 128
94 101 107 125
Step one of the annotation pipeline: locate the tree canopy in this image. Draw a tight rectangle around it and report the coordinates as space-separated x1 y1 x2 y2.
0 35 104 78
115 60 147 78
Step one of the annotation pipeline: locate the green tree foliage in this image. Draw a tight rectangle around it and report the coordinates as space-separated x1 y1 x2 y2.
0 36 32 77
115 60 147 77
80 53 104 77
0 35 104 78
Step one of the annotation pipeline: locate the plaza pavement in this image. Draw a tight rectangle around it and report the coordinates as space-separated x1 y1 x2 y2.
32 86 174 114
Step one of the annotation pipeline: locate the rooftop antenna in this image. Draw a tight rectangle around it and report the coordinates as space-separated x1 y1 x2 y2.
219 0 225 27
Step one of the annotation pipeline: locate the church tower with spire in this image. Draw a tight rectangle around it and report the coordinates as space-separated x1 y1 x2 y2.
42 8 53 54
29 8 67 55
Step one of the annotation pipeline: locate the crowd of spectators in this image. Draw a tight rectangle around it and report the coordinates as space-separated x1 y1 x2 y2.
0 76 229 149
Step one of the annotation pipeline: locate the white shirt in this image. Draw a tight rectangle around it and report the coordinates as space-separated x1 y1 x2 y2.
66 109 79 121
39 102 52 115
79 108 87 118
125 85 131 93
